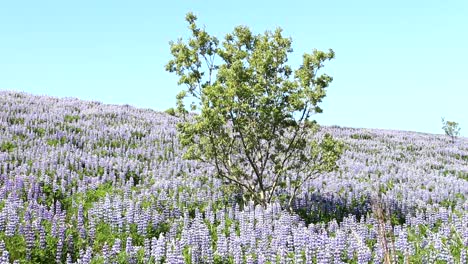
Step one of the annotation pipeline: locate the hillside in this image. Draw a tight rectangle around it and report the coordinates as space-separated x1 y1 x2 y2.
0 91 466 263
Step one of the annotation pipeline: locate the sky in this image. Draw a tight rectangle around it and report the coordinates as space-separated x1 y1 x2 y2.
1 0 467 136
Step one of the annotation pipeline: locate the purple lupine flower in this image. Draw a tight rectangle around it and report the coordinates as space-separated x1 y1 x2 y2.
125 237 133 255
0 240 4 253
56 236 64 263
316 243 331 264
206 209 214 224
0 209 6 232
143 238 151 262
88 217 96 244
38 224 46 249
23 223 34 259
460 249 467 264
232 237 242 264
166 240 185 264
357 245 371 264
438 247 453 263
114 199 123 232
125 236 136 264
1 250 9 263
102 243 110 264
55 200 62 215
151 237 161 263
216 226 227 258
305 244 313 264
111 238 121 258
85 246 93 264
77 204 86 239
257 250 266 264
76 247 92 264
5 205 19 236
136 211 147 236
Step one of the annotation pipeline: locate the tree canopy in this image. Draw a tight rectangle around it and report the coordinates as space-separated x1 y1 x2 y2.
166 12 343 209
442 117 461 143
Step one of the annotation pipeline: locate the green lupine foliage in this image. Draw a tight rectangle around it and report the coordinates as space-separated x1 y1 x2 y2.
0 141 16 152
64 114 80 123
166 13 343 209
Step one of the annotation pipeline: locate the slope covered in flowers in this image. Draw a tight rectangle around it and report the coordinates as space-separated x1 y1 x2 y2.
0 91 466 263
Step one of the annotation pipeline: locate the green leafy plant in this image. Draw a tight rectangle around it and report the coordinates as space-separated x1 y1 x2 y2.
164 107 177 116
64 114 80 123
166 12 343 209
0 141 16 152
8 117 24 125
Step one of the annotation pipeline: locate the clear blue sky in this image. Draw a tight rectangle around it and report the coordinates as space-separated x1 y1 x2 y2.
1 0 467 136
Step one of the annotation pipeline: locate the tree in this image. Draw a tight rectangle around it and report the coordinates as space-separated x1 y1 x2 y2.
441 117 461 143
166 13 343 210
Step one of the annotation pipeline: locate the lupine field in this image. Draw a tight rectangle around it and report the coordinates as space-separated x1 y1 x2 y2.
0 90 466 263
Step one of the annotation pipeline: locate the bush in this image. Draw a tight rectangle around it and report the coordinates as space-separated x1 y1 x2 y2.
164 107 176 117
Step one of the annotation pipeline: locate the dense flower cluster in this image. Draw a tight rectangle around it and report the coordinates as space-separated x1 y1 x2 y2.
0 91 466 263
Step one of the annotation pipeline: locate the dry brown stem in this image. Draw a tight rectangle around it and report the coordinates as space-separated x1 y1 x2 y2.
371 195 396 264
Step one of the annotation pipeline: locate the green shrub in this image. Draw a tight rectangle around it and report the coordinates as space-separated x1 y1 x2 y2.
164 107 176 116
350 133 373 140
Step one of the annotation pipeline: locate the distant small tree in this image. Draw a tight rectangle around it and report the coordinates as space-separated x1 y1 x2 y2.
166 13 343 209
164 107 176 117
441 117 461 143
